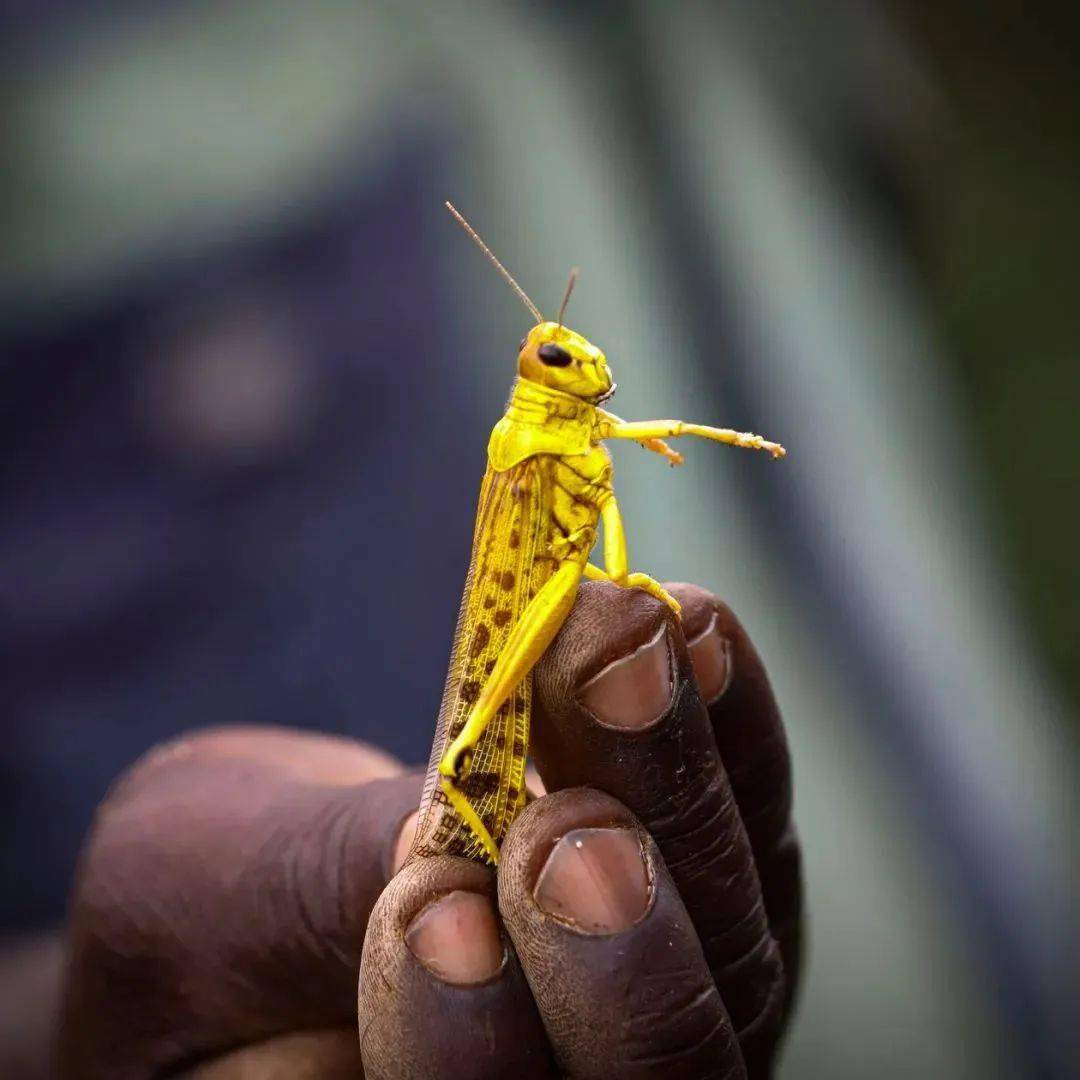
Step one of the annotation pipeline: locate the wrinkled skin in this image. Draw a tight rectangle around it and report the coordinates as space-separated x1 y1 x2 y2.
59 582 802 1078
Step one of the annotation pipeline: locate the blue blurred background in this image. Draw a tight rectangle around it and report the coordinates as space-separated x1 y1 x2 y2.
1 2 1077 1077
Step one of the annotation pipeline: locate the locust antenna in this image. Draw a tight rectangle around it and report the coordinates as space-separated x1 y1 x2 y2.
556 267 579 330
445 201 543 323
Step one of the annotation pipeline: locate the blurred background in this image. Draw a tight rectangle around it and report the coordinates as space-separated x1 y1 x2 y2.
1 1 1077 1077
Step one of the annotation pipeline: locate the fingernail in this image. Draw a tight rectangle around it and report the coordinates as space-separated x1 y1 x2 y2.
534 827 650 933
688 614 732 704
391 809 420 876
577 625 673 729
405 891 505 985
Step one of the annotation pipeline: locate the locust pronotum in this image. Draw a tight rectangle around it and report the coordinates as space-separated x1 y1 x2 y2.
409 203 785 867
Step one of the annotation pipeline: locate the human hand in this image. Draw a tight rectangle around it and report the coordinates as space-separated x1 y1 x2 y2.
361 581 802 1079
59 582 801 1079
58 728 418 1078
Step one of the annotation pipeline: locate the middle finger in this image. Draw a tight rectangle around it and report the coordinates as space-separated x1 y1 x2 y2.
531 581 785 1062
499 787 743 1079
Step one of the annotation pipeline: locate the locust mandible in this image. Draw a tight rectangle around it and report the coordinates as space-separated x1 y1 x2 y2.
410 203 785 866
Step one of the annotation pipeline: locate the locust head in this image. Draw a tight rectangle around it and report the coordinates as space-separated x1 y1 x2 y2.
517 322 614 404
443 202 615 404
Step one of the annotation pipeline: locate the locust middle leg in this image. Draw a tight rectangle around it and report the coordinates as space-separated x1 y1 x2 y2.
584 490 681 616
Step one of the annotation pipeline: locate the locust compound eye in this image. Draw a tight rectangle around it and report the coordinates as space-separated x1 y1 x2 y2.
538 342 572 367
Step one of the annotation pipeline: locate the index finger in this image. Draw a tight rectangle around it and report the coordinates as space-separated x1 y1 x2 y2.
531 581 786 1072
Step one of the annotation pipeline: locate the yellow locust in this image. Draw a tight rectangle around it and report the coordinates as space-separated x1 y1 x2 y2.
410 203 785 866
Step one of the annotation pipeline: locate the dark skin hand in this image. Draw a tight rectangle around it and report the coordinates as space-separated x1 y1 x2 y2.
59 582 802 1079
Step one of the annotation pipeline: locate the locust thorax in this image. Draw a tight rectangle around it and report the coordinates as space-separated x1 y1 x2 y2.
517 322 614 403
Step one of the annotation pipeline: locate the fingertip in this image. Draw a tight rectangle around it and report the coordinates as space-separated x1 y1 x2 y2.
365 856 496 955
663 582 729 640
577 623 674 730
497 790 743 1078
665 585 738 706
499 788 647 914
533 827 650 933
359 857 553 1079
404 889 506 986
503 791 654 937
540 580 676 682
663 585 766 702
534 580 685 743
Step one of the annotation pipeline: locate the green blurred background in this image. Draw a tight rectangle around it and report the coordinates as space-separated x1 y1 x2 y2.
893 3 1080 714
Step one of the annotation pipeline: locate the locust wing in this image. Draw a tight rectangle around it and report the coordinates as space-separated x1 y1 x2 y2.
412 459 552 863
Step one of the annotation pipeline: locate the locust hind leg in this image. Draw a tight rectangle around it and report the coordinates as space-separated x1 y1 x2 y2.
439 559 583 854
439 777 501 864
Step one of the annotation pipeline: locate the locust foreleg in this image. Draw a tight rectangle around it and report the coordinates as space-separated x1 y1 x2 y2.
598 410 786 459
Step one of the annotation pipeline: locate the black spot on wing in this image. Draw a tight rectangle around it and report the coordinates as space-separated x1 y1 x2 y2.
459 771 501 799
469 623 491 657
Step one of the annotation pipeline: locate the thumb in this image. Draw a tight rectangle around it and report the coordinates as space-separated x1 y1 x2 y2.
60 730 422 1079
